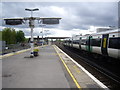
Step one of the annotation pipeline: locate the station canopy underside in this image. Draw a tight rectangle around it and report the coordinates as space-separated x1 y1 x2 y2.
29 37 70 40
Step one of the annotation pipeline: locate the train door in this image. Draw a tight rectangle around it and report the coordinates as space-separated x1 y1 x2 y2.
86 36 91 52
68 39 70 46
101 34 109 56
79 37 81 49
89 36 92 52
71 38 73 47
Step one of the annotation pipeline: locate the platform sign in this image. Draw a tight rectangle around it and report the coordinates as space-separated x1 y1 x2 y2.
42 18 60 24
4 19 23 25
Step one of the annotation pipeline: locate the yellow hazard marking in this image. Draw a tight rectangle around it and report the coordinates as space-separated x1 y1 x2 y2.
44 53 58 55
53 45 81 89
73 65 81 74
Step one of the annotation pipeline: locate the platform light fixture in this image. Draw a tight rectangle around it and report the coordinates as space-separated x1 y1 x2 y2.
25 8 39 17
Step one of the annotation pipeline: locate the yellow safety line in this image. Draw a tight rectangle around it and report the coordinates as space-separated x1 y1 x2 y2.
53 45 81 89
1 45 48 59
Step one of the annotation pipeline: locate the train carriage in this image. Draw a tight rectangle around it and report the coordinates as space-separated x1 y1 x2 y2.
107 30 120 59
63 29 120 59
90 34 102 55
72 35 81 49
90 29 120 59
69 37 73 47
80 35 91 52
63 38 69 46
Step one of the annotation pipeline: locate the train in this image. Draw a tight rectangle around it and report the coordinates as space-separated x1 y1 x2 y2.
63 29 120 59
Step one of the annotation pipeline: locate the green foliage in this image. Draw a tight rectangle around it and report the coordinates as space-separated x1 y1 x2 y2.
11 28 16 44
2 28 14 44
16 30 25 43
2 28 25 44
0 31 2 41
24 38 29 43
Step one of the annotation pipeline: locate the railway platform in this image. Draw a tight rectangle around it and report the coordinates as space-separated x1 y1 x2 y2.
2 45 108 89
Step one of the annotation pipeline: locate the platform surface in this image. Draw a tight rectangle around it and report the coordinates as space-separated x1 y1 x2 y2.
2 45 76 88
2 45 108 89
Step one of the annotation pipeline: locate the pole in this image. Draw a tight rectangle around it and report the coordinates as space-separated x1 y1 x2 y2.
29 18 34 57
42 26 44 47
31 11 33 17
30 27 34 57
24 8 61 57
40 24 45 47
28 10 35 57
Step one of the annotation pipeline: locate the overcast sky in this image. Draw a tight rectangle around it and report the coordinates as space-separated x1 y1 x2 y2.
0 1 118 37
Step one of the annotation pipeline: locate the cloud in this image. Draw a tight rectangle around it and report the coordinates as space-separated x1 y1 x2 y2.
1 2 118 37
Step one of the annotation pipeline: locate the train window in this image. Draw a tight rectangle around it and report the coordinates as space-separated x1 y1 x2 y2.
109 37 120 49
86 39 89 45
73 40 79 44
73 41 75 44
91 38 101 47
76 40 79 44
69 40 71 43
81 39 86 45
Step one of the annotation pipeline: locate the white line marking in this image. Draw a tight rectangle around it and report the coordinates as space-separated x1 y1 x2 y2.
55 45 109 90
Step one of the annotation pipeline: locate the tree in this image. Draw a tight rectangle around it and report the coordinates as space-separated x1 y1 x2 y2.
16 30 25 43
2 28 12 44
0 31 2 41
10 28 17 44
2 28 25 44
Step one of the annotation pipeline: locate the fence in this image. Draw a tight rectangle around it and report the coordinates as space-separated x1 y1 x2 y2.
1 43 30 55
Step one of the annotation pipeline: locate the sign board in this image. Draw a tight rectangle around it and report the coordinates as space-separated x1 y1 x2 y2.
4 19 23 25
42 18 60 24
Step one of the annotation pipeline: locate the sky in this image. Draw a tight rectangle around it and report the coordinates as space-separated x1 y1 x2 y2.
0 1 118 38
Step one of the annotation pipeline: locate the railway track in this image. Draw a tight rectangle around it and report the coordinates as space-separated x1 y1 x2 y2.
56 43 120 89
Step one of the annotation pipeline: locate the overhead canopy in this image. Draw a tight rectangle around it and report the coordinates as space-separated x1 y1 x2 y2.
28 37 69 41
4 19 23 25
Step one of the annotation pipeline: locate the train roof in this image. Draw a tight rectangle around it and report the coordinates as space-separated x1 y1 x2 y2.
64 29 120 40
91 29 119 36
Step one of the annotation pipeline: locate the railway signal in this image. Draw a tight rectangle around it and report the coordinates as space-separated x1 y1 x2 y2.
4 8 61 58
